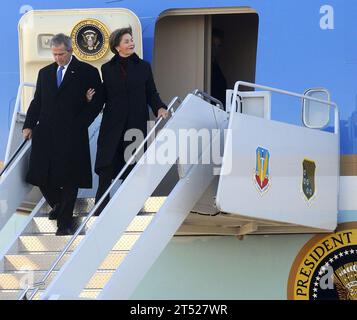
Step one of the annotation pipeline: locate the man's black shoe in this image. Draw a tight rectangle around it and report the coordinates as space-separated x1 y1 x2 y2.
55 217 86 236
48 204 60 220
55 226 86 236
55 227 74 236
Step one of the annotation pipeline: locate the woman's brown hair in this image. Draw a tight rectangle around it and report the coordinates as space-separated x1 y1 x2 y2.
109 26 133 55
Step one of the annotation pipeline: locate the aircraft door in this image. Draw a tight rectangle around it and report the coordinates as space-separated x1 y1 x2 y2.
18 8 143 111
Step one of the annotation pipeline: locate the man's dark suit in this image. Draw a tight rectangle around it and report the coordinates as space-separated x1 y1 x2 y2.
23 56 103 231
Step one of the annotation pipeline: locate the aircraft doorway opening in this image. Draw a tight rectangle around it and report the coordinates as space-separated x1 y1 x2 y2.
151 8 258 197
153 8 259 108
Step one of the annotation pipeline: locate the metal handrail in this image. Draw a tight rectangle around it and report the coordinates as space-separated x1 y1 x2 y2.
0 140 28 178
192 89 225 111
5 82 36 163
231 81 340 134
18 96 182 300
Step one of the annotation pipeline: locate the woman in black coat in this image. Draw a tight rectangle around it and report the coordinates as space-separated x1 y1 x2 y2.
94 27 167 212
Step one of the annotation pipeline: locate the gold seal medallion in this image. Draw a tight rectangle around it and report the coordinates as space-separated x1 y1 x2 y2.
288 223 357 300
71 18 110 61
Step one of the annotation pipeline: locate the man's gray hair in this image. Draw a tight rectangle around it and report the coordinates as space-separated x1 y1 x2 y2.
50 33 72 51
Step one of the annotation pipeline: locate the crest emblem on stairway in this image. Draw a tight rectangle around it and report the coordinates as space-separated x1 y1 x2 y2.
302 159 316 202
254 147 271 194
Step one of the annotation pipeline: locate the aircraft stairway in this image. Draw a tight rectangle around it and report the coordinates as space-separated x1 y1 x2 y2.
0 80 339 300
0 197 160 299
0 91 227 300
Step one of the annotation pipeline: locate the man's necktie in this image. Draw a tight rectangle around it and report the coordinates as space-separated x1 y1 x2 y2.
56 66 65 88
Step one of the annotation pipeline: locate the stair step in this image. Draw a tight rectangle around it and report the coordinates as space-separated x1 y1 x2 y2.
17 201 37 213
38 196 165 216
0 290 23 300
0 289 100 300
4 251 128 271
40 198 95 215
24 215 153 234
0 270 113 290
18 233 140 252
0 196 167 299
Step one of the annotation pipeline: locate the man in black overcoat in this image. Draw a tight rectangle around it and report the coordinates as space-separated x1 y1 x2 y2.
22 33 104 235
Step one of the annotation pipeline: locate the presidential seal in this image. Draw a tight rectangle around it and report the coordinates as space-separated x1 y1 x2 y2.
71 19 110 61
287 223 357 300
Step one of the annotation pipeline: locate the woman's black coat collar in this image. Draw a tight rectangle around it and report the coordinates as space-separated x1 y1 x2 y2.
109 52 141 65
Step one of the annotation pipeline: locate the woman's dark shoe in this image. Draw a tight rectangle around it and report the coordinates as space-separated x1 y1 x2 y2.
48 204 60 220
70 218 86 235
93 196 110 216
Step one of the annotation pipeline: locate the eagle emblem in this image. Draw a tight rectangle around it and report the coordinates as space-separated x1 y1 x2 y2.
334 263 357 300
71 19 110 61
81 30 100 51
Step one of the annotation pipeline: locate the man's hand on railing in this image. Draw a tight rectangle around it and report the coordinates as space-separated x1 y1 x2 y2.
22 128 32 140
